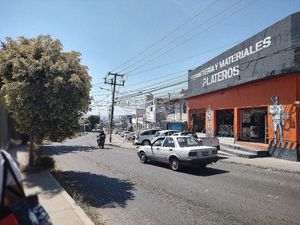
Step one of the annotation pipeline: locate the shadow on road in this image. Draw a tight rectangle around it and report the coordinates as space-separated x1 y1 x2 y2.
183 167 229 176
52 170 135 208
43 145 99 156
147 161 229 176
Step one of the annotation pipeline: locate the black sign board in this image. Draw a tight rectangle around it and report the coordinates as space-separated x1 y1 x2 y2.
188 12 300 98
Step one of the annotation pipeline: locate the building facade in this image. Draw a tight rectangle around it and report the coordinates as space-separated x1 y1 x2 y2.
187 12 300 161
132 109 146 130
145 94 166 128
163 91 188 131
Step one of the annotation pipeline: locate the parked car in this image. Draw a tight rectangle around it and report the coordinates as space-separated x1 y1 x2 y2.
134 129 162 145
154 130 178 138
124 132 136 140
137 135 218 171
120 131 130 137
173 131 220 150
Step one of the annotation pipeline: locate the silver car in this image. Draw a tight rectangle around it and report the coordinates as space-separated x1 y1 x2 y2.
134 129 162 145
173 132 220 150
137 136 218 171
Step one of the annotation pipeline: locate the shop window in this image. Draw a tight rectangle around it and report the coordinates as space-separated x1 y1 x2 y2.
240 107 267 143
190 109 206 133
216 109 234 137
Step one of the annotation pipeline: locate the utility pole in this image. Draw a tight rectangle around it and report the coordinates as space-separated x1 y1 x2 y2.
104 72 125 143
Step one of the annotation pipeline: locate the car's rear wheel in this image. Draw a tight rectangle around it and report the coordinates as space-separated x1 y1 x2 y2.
142 140 151 146
170 157 181 171
139 152 147 164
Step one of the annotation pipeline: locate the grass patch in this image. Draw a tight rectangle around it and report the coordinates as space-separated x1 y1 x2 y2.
72 191 104 225
52 170 106 225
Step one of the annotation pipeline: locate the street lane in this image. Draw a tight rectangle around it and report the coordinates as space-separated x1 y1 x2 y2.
46 133 300 225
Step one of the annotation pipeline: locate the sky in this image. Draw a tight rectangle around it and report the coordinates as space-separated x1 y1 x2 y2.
1 0 300 118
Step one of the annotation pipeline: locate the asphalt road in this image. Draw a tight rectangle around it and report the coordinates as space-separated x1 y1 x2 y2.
46 133 300 225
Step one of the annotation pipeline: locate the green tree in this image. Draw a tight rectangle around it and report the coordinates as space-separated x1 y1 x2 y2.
87 115 100 129
0 35 91 166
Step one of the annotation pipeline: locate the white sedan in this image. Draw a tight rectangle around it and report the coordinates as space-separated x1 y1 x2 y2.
137 135 219 171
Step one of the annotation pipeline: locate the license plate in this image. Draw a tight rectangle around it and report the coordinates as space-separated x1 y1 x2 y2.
201 151 209 156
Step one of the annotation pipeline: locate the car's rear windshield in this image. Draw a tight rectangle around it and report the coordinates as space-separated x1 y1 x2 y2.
176 136 201 147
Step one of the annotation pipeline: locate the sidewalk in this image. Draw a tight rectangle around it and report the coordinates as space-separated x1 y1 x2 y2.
9 145 95 225
105 133 136 149
110 133 300 173
219 155 300 173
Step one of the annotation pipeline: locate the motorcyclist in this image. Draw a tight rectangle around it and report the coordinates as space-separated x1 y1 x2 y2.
97 130 106 148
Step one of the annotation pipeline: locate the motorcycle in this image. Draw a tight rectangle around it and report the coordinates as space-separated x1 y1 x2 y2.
97 133 106 149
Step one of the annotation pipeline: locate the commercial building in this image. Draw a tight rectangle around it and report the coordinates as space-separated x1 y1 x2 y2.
187 12 300 161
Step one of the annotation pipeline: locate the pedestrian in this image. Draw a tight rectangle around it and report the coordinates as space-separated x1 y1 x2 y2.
97 130 106 149
0 150 23 221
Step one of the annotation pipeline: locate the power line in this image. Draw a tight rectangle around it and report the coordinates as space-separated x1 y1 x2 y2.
116 79 188 100
110 0 220 72
123 0 257 75
125 70 187 88
128 41 240 76
126 77 187 94
120 0 243 74
94 69 187 87
122 74 187 95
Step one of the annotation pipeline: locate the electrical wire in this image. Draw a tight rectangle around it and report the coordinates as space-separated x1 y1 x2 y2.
120 0 246 74
110 0 220 73
124 76 187 94
128 40 240 76
116 79 188 100
125 0 258 76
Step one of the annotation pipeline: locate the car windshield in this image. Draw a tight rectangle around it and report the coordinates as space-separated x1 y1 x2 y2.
176 136 201 147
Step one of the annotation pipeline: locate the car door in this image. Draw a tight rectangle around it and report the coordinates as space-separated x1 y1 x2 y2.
160 137 176 163
150 137 165 161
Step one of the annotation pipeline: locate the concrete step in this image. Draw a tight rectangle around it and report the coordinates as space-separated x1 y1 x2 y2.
219 147 257 158
218 150 234 157
220 143 269 157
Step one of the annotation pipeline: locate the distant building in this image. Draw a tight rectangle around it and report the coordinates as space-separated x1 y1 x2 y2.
163 90 188 131
118 115 133 130
132 109 146 130
145 94 166 128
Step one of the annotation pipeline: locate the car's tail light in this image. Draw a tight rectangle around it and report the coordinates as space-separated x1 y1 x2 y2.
189 151 197 157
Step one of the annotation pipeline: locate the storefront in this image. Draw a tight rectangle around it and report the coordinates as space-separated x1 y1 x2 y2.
190 109 206 132
239 107 268 143
216 109 234 137
187 12 300 161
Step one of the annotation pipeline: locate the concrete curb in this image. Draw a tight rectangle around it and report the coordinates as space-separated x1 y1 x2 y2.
47 171 95 225
106 143 136 150
8 145 95 225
